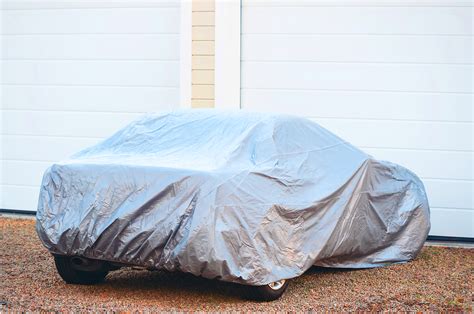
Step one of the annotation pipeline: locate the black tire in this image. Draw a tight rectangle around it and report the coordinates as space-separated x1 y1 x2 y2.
53 255 109 285
245 279 289 301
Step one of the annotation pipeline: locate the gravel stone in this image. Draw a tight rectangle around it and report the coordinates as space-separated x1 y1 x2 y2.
1 217 472 311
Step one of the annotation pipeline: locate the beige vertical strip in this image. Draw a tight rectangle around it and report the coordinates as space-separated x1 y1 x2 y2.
191 0 215 108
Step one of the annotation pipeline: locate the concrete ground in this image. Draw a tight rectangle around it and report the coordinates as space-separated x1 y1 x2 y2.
1 215 472 311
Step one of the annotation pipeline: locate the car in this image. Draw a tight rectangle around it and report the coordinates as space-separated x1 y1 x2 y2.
36 110 430 301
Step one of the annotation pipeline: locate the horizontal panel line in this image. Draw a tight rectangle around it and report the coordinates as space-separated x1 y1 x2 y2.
1 183 473 214
422 178 473 183
242 4 473 7
308 116 474 124
192 54 215 57
430 207 474 212
243 6 474 9
0 165 471 185
3 59 179 62
2 108 173 113
1 33 179 36
241 32 474 37
1 32 180 36
242 60 473 66
3 83 179 88
1 134 472 153
1 140 469 155
360 146 473 153
2 84 179 90
1 6 180 11
360 146 474 153
1 109 150 114
0 184 40 188
1 159 55 163
191 98 214 100
0 134 104 140
241 33 474 38
241 87 473 95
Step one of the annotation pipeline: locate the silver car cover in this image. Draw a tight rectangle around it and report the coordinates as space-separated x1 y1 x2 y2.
36 110 430 286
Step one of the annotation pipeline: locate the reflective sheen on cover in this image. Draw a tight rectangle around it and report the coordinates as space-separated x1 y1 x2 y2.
36 110 430 285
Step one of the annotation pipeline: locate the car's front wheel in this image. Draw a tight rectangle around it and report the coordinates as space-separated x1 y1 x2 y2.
246 279 289 301
53 255 109 285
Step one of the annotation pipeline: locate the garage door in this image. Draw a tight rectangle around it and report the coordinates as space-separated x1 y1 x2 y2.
1 1 184 212
239 1 473 238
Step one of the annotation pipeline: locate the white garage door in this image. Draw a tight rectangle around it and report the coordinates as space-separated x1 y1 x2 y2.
240 1 473 238
1 1 183 212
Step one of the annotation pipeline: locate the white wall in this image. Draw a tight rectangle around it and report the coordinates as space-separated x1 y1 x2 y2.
239 0 474 237
1 0 183 211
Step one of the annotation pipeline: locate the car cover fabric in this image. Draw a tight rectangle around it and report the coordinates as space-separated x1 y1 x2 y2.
36 110 430 286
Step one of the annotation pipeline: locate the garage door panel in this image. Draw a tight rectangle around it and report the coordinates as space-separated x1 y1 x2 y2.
2 111 142 138
3 60 179 87
363 148 473 181
1 161 51 187
2 85 178 112
241 89 473 122
241 1 473 238
430 208 473 238
312 118 473 151
424 180 473 210
242 34 472 64
1 1 181 214
2 135 100 162
2 34 179 60
2 7 180 34
242 62 472 93
242 6 471 35
0 185 40 211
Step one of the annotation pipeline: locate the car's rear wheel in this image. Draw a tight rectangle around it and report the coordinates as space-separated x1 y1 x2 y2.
245 279 289 301
53 255 109 285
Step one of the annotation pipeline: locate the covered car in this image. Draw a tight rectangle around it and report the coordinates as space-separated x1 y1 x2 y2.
36 110 430 300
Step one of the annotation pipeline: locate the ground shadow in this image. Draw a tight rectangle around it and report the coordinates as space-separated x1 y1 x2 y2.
97 264 359 301
102 267 245 300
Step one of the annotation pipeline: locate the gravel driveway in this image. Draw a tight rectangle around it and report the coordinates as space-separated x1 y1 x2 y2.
1 217 472 311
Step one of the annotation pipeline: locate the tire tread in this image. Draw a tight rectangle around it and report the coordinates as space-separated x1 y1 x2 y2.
54 255 108 285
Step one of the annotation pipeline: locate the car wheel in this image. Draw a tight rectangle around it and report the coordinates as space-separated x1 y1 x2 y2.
245 279 289 301
53 255 109 285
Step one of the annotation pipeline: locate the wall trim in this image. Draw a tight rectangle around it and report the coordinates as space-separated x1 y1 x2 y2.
214 0 241 110
427 235 474 243
0 208 37 216
179 0 193 109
